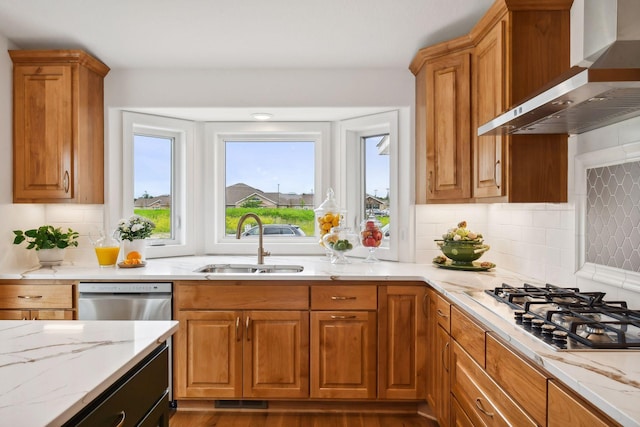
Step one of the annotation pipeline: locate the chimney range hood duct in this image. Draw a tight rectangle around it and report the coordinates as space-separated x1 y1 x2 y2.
478 0 640 136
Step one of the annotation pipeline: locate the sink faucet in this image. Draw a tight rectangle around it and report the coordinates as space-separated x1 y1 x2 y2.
236 213 271 264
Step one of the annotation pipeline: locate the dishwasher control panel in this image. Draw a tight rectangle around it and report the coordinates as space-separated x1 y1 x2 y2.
78 282 173 293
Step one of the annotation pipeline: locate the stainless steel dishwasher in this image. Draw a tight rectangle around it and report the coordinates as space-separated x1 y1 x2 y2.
78 282 174 402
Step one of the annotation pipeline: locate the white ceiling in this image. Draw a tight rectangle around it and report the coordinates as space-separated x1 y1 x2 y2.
0 0 494 121
0 0 493 70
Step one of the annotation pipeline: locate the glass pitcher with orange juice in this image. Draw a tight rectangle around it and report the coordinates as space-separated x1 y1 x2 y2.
91 230 120 267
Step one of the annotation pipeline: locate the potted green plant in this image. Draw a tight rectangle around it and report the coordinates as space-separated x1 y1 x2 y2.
13 225 79 265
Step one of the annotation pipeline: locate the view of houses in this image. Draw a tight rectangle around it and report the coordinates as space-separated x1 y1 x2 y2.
134 183 389 213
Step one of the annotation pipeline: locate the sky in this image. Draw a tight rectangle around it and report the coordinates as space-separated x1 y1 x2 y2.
133 135 390 198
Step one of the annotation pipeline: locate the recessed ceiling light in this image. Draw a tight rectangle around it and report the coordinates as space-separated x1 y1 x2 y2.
251 113 273 121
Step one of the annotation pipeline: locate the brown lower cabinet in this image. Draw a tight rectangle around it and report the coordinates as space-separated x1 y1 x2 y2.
441 290 623 427
173 281 426 403
548 380 620 427
174 283 310 399
451 340 537 426
310 285 377 399
426 290 451 427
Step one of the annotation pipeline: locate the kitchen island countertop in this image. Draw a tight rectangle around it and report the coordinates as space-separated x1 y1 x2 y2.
0 320 178 427
4 255 640 426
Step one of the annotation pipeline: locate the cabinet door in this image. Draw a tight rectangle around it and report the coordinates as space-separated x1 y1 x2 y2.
473 19 505 199
13 65 73 201
310 311 377 399
244 310 309 399
421 51 471 201
174 310 242 398
434 324 451 427
378 286 427 399
427 291 451 427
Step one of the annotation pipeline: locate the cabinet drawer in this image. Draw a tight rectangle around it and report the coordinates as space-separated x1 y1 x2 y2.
177 284 309 310
311 285 377 310
451 305 486 367
434 294 451 333
0 285 73 309
451 341 537 427
485 333 549 426
548 380 620 427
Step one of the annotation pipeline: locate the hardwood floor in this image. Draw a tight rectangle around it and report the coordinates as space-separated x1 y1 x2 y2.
169 411 438 427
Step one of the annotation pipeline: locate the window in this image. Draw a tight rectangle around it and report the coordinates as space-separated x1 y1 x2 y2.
121 112 195 257
204 122 330 256
363 134 390 249
119 111 405 261
225 140 315 237
340 111 398 261
133 134 173 239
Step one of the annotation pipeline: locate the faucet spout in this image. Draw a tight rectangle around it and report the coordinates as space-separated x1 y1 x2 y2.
236 213 270 264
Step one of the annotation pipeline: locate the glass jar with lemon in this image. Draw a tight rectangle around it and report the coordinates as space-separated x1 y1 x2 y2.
314 188 341 257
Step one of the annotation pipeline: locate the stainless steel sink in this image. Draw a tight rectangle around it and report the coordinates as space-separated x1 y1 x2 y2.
194 263 304 274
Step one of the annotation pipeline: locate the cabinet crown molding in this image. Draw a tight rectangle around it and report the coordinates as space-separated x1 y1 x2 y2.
9 49 110 77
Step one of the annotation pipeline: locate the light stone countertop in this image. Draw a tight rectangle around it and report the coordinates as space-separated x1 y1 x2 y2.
0 320 178 427
3 255 640 426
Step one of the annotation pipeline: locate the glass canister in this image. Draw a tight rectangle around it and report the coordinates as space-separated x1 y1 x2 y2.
360 214 383 263
322 216 359 264
314 188 341 253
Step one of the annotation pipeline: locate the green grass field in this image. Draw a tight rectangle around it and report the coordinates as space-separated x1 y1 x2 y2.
135 207 388 238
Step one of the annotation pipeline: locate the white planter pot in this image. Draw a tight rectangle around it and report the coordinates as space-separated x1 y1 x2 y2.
121 239 147 261
36 248 66 266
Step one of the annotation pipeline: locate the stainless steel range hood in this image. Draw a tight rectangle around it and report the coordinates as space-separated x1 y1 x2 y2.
478 0 640 136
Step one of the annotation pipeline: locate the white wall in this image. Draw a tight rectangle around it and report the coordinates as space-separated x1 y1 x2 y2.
104 68 413 109
0 33 48 271
0 61 416 269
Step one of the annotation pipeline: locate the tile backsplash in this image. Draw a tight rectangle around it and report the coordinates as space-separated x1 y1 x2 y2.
415 202 577 286
586 161 640 272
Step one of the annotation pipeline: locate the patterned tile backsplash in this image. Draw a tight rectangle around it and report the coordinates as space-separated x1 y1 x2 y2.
586 161 640 272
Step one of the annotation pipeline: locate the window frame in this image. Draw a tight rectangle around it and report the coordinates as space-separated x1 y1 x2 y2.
338 111 399 261
121 111 196 258
203 122 331 256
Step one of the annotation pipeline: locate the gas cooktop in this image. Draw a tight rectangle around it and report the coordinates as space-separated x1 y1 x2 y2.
470 283 640 351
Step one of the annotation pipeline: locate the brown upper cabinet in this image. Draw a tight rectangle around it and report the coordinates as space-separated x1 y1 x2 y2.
10 49 109 204
411 0 572 203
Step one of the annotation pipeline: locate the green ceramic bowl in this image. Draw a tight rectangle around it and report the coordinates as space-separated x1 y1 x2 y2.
435 240 490 266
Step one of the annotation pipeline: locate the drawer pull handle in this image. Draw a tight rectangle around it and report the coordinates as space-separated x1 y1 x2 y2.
330 315 357 320
436 309 448 318
475 398 494 418
114 410 126 427
246 316 251 341
18 295 43 299
235 317 241 342
331 296 357 300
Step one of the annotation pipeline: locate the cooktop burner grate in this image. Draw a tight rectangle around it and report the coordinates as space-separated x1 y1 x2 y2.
485 283 640 350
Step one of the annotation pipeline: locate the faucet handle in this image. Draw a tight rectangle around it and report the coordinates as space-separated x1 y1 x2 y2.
263 249 271 258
